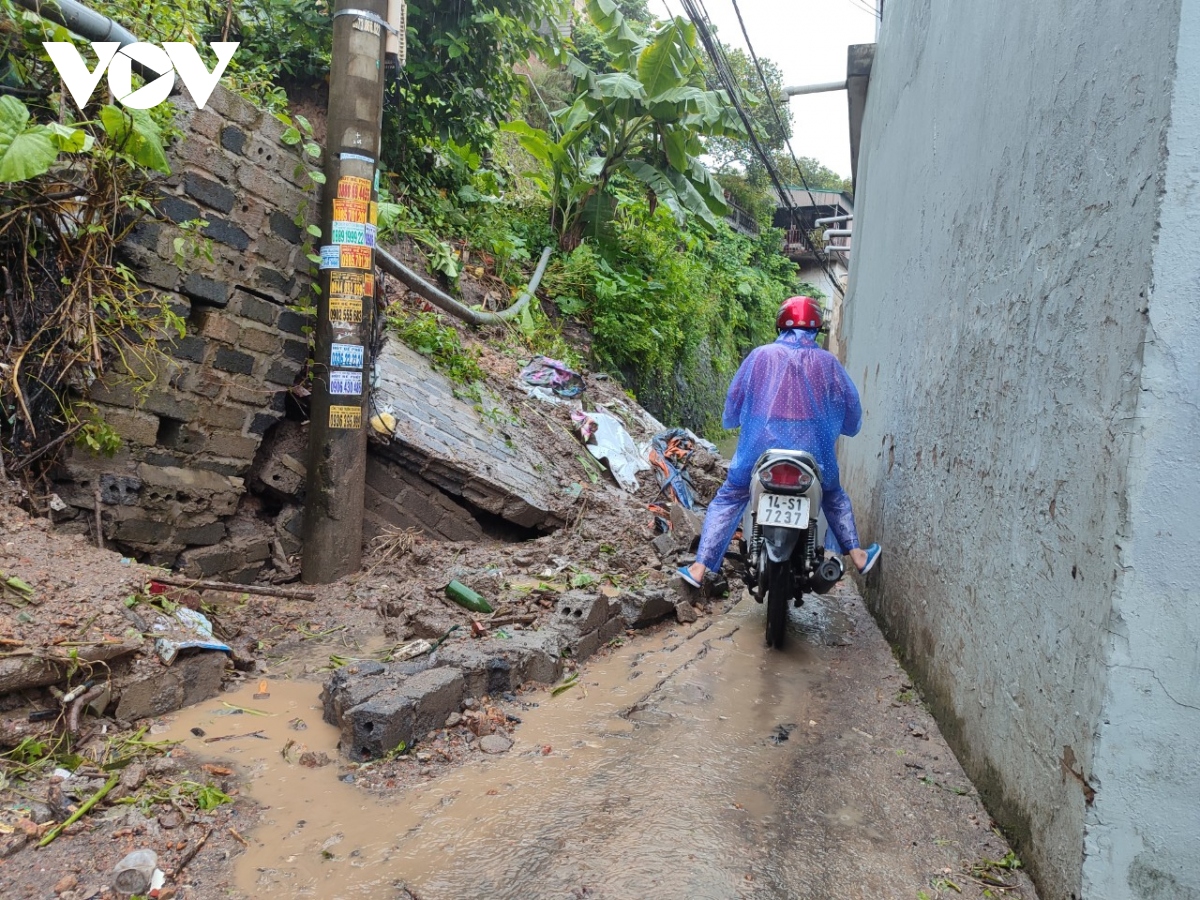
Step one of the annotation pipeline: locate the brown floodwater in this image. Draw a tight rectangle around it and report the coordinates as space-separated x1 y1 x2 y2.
161 595 858 899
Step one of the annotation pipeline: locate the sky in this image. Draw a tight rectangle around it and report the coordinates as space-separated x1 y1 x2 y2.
648 0 880 178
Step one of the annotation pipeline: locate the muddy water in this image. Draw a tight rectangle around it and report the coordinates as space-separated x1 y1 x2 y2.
163 598 853 899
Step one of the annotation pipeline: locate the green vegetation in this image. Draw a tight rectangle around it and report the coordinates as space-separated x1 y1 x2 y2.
0 0 848 451
379 0 827 431
0 5 191 471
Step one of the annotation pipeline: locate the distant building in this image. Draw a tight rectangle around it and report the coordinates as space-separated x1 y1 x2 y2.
774 189 851 343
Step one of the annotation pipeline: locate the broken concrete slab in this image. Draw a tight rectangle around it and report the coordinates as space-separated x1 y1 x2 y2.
500 630 567 685
669 503 704 551
114 650 228 721
650 532 678 559
674 600 698 624
431 643 518 699
620 588 677 628
321 659 432 726
371 336 566 534
558 615 626 661
552 590 619 635
338 666 465 761
0 639 143 696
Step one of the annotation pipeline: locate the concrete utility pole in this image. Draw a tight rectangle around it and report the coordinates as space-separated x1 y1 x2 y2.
302 0 390 584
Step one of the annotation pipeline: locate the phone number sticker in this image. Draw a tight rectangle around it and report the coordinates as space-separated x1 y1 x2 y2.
328 405 362 429
329 271 373 299
339 245 372 270
331 221 369 246
333 199 369 224
329 297 363 323
336 176 372 202
330 343 364 369
330 371 363 395
319 245 341 269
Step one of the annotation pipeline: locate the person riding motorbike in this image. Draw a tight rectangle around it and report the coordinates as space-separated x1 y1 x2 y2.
679 296 881 587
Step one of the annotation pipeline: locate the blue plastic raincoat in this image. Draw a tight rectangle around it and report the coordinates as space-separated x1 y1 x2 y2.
695 329 863 570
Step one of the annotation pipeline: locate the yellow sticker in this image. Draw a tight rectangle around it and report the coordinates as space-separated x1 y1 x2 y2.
339 245 372 270
333 198 369 224
336 176 372 202
329 297 364 323
368 201 378 226
329 405 362 429
329 271 373 299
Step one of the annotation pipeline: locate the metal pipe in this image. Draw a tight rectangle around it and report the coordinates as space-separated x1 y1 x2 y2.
815 214 853 226
823 228 853 238
376 245 553 327
15 0 137 45
783 80 846 97
12 0 171 78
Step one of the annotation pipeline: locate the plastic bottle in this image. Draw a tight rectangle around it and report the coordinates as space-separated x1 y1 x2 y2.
445 580 492 614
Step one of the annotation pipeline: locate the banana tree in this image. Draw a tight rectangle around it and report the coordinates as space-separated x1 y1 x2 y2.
502 0 744 250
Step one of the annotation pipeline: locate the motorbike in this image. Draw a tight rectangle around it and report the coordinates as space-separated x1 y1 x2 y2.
732 449 845 648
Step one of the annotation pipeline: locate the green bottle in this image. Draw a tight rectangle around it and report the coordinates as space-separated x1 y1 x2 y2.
445 580 492 614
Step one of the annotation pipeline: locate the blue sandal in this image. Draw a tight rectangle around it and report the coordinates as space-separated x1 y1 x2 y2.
677 566 703 588
857 544 882 574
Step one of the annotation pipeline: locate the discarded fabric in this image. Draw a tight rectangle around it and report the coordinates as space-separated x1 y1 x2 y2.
573 411 650 492
647 428 703 510
520 356 585 398
152 607 232 665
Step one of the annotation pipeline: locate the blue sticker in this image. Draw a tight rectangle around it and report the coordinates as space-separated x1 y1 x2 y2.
330 342 364 369
331 221 369 246
319 245 341 269
365 224 377 248
339 152 375 164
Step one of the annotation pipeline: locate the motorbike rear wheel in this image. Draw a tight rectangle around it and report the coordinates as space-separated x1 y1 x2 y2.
764 557 791 649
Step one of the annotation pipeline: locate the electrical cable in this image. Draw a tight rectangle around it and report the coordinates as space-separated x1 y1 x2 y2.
682 0 846 297
845 0 882 19
728 0 851 293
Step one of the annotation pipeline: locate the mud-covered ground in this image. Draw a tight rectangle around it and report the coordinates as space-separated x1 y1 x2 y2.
0 498 1039 899
0 437 719 900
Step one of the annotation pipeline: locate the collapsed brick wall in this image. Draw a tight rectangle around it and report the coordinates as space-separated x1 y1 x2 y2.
51 86 318 579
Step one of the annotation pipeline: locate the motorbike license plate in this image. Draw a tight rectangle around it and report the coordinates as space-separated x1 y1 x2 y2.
757 494 810 528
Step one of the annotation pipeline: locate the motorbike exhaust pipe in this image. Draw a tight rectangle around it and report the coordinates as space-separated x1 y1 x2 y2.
810 557 844 594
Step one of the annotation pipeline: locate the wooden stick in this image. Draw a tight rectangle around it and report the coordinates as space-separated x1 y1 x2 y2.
171 826 212 876
150 576 316 601
202 730 267 744
37 773 119 847
92 485 103 550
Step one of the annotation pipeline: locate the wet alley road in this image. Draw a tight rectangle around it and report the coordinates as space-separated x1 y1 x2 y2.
166 584 1038 899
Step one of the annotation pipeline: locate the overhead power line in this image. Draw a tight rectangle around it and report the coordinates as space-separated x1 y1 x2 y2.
678 0 846 298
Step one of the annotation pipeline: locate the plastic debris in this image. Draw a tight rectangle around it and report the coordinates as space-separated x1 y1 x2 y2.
152 607 232 666
646 428 705 511
112 849 158 895
445 581 493 614
520 356 585 398
369 411 397 436
1 571 36 606
393 639 434 661
572 411 650 492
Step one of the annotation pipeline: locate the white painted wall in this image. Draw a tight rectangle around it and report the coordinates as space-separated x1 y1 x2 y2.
1083 1 1200 896
837 1 1191 897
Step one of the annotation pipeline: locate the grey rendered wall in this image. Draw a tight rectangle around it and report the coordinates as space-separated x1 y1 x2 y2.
837 1 1180 897
1083 1 1200 896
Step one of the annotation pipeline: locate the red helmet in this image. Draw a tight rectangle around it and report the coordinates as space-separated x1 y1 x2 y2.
777 296 823 332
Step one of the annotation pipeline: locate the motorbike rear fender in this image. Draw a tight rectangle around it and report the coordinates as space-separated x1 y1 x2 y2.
761 525 803 563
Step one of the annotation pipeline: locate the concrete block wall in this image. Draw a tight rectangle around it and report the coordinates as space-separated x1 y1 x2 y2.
840 2 1198 898
52 85 319 570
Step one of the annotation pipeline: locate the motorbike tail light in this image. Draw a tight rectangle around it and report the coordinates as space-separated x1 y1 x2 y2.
760 462 813 491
